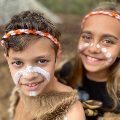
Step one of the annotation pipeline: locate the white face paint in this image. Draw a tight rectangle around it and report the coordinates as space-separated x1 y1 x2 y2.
101 48 107 53
84 43 90 47
108 58 113 63
106 52 111 58
79 45 83 50
79 42 113 63
78 43 90 51
29 91 37 96
13 66 50 85
90 43 93 46
97 44 100 48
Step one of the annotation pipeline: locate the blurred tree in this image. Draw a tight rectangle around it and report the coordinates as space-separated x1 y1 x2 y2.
117 0 120 3
37 0 98 15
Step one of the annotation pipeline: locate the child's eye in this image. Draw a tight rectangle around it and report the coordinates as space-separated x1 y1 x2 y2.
38 59 47 64
81 34 92 41
102 39 114 44
12 61 23 66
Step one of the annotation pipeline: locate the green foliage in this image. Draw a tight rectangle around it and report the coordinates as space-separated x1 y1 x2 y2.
37 0 117 15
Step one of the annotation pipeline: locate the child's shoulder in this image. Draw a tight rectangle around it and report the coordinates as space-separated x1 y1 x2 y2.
56 80 74 92
66 101 86 120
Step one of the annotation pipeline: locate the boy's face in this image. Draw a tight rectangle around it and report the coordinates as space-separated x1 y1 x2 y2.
5 37 61 96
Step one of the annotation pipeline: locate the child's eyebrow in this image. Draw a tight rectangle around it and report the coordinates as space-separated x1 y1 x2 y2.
34 55 51 59
102 34 118 40
81 31 92 34
9 54 51 60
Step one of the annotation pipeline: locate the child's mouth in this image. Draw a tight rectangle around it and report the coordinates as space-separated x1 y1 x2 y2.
87 56 100 62
23 81 43 91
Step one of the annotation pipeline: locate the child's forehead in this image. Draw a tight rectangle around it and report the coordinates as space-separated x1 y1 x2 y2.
83 15 120 30
8 39 55 59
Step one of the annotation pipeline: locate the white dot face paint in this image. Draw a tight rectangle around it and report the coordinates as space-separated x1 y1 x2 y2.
108 58 113 63
13 66 50 85
101 48 107 53
29 91 37 96
84 43 90 47
79 45 83 50
97 44 100 48
106 52 111 58
90 43 93 46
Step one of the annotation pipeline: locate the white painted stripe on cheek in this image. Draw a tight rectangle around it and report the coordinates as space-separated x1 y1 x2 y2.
90 43 93 46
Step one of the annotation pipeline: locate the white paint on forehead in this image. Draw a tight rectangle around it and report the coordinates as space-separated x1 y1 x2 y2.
101 48 107 53
13 66 50 84
84 43 90 47
29 91 37 96
97 44 100 48
106 52 111 58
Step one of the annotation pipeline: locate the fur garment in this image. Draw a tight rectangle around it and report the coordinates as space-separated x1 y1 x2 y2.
9 87 79 120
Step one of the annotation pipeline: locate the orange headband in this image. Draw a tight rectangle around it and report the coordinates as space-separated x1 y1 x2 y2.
82 10 120 27
1 29 60 49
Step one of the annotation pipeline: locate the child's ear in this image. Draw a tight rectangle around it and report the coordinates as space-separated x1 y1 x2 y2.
55 50 62 68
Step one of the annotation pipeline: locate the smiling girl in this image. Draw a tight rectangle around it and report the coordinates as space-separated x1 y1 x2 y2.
56 2 120 120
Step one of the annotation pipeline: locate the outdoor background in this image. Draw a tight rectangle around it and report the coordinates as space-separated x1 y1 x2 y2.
0 0 117 119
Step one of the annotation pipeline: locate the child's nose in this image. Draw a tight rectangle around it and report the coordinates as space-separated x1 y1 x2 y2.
88 43 101 54
23 72 39 80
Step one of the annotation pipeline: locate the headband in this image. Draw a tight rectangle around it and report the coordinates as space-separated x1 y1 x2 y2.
1 29 60 49
82 10 120 27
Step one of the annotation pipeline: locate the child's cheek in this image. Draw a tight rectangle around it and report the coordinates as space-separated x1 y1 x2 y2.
78 43 90 52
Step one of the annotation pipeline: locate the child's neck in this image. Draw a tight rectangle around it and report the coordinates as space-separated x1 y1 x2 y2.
86 70 109 82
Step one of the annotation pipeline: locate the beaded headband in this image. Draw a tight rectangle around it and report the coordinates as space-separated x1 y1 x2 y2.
1 29 60 49
82 10 120 27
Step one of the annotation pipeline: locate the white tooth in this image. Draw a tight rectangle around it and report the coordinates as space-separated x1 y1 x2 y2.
92 58 94 61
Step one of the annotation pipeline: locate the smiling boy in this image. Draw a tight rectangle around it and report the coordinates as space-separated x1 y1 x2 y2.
1 11 85 120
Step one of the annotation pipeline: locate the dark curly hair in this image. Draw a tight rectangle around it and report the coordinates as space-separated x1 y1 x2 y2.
3 10 61 56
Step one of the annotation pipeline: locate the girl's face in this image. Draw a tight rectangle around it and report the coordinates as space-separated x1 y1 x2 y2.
5 37 61 96
78 15 120 73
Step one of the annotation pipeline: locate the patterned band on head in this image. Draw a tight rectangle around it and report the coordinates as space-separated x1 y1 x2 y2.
1 29 61 49
82 10 120 27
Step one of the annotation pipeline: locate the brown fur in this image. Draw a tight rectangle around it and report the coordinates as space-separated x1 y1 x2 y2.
9 87 79 120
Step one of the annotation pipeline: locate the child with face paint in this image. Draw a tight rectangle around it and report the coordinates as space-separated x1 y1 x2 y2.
1 11 85 120
55 2 120 120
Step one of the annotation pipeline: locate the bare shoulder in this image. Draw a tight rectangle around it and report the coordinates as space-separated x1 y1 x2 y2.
66 101 86 120
56 80 73 92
